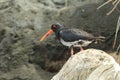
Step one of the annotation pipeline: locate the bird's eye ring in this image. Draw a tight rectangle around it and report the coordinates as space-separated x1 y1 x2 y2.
53 25 56 28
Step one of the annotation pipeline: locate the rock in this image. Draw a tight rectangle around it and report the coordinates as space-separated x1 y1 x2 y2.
0 63 55 80
0 64 42 80
0 28 54 80
51 49 120 80
52 0 66 8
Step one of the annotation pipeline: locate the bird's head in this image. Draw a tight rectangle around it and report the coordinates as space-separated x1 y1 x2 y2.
40 23 62 41
51 23 62 31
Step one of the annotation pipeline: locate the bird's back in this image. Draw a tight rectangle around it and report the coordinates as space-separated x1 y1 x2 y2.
59 28 96 42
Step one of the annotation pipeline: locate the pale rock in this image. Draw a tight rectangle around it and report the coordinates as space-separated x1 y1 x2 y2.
51 49 120 80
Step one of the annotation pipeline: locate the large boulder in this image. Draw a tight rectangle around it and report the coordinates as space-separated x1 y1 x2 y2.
51 49 120 80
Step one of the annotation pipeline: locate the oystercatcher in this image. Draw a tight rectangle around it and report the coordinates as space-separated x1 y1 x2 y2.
40 23 105 56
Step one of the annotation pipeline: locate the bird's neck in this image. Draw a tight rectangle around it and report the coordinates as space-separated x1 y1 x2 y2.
54 29 60 40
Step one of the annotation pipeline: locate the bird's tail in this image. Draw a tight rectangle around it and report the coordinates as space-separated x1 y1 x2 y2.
94 36 105 44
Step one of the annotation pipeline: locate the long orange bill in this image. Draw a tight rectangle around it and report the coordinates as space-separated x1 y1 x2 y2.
40 29 53 41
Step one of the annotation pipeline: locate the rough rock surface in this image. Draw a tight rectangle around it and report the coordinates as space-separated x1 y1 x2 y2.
51 49 120 80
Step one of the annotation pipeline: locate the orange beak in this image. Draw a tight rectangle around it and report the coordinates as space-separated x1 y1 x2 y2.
40 29 53 41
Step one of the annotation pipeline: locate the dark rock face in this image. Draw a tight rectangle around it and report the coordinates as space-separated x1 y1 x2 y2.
0 0 119 80
0 28 33 73
0 27 55 80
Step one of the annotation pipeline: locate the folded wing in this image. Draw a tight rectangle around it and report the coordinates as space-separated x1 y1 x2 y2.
59 28 95 42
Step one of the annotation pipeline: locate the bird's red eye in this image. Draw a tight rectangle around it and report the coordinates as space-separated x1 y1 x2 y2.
53 25 56 28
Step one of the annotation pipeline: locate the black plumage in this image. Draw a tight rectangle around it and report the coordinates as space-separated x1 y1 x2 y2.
59 28 96 42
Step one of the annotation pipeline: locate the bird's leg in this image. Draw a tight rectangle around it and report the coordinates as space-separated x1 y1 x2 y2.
70 47 74 56
80 47 84 51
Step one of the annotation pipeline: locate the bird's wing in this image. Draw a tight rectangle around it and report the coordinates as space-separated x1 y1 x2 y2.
59 28 95 42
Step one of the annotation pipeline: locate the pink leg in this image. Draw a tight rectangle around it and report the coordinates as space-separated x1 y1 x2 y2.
70 47 74 56
80 47 84 51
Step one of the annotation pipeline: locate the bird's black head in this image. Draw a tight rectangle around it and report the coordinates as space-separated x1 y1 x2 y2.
40 23 63 41
51 23 62 32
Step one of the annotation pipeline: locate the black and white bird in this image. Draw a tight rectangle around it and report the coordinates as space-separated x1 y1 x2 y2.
40 23 105 56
